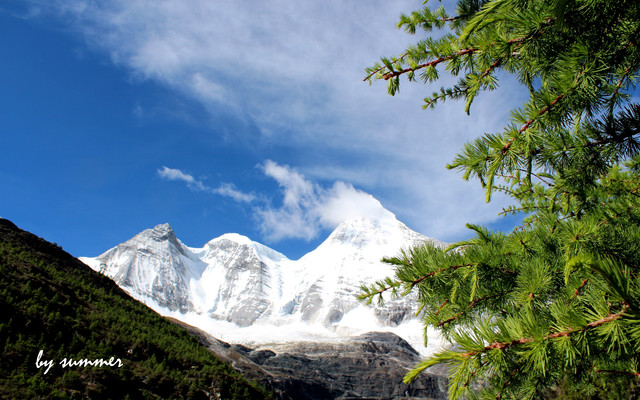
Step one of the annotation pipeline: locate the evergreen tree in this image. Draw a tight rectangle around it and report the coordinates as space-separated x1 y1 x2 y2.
360 0 640 398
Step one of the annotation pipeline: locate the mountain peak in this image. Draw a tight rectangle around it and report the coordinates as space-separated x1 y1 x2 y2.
133 223 181 247
208 232 254 246
327 212 405 243
205 232 288 263
153 222 173 233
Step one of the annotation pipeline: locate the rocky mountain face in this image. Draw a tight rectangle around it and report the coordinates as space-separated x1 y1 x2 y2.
173 318 449 400
88 223 204 313
81 207 450 399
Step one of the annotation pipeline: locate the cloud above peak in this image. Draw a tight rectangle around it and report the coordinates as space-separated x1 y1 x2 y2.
256 160 393 242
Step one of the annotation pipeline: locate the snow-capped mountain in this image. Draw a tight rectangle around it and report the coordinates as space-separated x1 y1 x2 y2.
80 207 446 353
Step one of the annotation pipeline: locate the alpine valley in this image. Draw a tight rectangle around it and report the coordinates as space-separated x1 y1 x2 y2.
80 203 451 399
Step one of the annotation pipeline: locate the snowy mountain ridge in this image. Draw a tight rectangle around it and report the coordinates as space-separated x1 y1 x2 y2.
80 209 447 354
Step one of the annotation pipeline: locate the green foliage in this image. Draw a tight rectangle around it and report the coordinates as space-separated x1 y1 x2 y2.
361 0 640 398
0 219 274 399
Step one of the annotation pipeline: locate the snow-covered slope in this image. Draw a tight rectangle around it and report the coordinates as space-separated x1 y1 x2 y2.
80 207 446 354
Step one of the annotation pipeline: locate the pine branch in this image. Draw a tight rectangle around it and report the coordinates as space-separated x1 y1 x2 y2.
608 65 634 113
501 93 566 155
495 172 554 188
480 57 503 80
594 369 640 378
423 86 469 109
411 263 475 287
461 304 630 358
358 277 403 303
496 368 521 400
498 204 544 217
493 184 533 198
363 52 410 82
360 262 475 301
381 48 477 81
597 204 636 227
514 170 554 186
462 360 489 388
381 34 532 82
568 278 589 304
437 291 510 327
435 299 449 316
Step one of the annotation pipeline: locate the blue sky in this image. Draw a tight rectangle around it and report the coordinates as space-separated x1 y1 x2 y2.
1 0 529 259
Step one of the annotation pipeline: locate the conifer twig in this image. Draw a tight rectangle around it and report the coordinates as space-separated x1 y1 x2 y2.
568 278 589 304
480 58 503 79
437 291 510 327
381 48 477 81
363 52 410 81
594 369 640 378
461 304 630 358
435 299 449 316
501 93 565 154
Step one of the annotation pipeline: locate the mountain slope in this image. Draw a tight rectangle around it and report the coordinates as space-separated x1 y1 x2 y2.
80 209 447 352
0 218 273 399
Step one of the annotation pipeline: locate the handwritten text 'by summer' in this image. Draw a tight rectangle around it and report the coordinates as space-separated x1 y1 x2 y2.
36 350 122 374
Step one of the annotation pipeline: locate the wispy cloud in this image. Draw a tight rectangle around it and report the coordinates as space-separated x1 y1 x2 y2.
214 183 255 204
158 166 207 191
255 160 390 242
158 162 386 242
158 166 255 203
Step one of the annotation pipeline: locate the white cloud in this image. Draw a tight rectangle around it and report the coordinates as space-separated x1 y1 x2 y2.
157 166 206 191
255 161 390 242
262 160 314 209
158 166 255 203
213 183 255 204
30 0 530 242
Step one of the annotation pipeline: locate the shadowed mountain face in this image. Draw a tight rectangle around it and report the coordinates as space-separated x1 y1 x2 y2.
0 218 273 399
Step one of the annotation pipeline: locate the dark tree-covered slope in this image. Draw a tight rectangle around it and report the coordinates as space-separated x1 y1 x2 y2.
0 218 274 399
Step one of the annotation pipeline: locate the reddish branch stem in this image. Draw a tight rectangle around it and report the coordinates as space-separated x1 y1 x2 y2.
461 304 630 358
382 48 477 81
368 263 474 297
481 58 503 79
377 34 533 81
435 299 449 316
595 369 640 377
363 52 410 81
568 278 589 304
438 292 507 327
501 93 565 154
410 263 473 287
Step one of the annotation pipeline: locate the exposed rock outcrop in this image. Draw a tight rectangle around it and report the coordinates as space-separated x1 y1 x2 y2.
171 318 448 400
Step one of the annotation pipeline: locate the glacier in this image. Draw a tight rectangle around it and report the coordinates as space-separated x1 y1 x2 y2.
80 206 447 356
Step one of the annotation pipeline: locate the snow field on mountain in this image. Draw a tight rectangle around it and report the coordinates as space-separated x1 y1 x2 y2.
80 207 448 357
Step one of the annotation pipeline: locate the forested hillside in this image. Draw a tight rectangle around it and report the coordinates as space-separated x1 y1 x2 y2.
0 218 273 399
